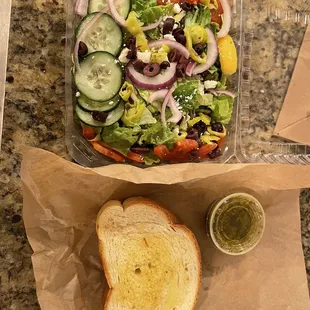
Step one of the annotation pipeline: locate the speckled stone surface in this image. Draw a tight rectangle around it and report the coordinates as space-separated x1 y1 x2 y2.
0 0 309 309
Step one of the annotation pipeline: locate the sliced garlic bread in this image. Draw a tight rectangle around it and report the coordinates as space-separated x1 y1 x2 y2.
96 197 202 310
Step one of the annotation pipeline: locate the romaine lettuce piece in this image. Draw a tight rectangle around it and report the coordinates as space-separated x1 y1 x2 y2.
101 123 141 155
139 123 177 148
173 81 200 112
143 152 161 165
184 5 211 28
209 94 234 124
139 5 173 24
122 99 157 126
131 0 157 13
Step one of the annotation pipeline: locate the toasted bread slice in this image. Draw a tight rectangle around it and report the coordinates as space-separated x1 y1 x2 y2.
96 197 202 310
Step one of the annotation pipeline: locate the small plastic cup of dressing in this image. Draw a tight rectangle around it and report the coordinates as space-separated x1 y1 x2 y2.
206 192 265 256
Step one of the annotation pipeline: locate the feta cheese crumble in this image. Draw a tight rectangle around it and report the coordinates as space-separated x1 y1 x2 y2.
118 48 130 63
173 4 182 14
163 34 176 41
137 51 151 63
204 80 218 89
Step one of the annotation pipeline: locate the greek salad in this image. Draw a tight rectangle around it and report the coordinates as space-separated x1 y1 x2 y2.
73 0 237 165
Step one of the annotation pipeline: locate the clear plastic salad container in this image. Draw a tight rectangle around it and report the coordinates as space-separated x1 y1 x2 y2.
237 0 310 164
64 0 243 167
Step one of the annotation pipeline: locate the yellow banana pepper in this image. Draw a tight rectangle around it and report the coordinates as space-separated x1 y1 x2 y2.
218 35 238 76
126 12 148 51
185 27 207 64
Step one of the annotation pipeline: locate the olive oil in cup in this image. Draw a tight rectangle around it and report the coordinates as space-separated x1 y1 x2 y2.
207 193 265 256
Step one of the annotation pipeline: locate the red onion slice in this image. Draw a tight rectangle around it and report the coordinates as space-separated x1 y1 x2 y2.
130 92 138 102
185 61 196 77
127 63 177 90
167 97 183 124
192 28 218 75
161 87 175 126
141 18 163 32
107 0 126 27
75 0 89 17
74 7 109 72
148 89 169 103
149 39 190 59
209 90 236 98
217 0 232 38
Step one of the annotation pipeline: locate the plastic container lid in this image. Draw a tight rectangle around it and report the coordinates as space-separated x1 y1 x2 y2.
237 1 310 164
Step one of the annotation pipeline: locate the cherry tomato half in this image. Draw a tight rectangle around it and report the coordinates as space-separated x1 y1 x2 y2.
82 126 96 140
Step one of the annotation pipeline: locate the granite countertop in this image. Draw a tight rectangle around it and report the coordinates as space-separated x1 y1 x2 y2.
0 0 309 309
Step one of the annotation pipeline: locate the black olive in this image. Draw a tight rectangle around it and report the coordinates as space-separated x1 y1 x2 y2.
78 41 88 57
193 121 207 136
193 43 206 55
186 128 199 141
126 47 137 60
168 49 181 62
163 18 175 35
172 28 184 37
208 147 222 159
160 61 170 70
130 147 151 154
211 122 224 133
179 1 192 11
132 59 146 71
125 37 136 48
143 63 161 77
175 34 186 46
176 63 186 78
92 111 109 122
189 149 199 161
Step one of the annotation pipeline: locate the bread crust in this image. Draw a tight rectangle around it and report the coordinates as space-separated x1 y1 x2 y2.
96 196 202 310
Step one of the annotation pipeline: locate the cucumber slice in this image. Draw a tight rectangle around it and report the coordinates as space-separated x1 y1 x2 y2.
75 14 93 37
77 93 120 111
75 52 123 102
76 101 125 127
88 0 131 18
76 13 123 56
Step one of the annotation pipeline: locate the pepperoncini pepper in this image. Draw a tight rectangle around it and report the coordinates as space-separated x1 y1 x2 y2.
119 82 134 101
126 12 148 51
185 26 207 64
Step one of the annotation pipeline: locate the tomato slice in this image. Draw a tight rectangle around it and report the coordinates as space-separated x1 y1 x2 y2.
127 152 144 163
211 0 224 27
154 140 199 162
170 140 199 162
154 145 171 160
217 137 226 150
198 143 218 158
187 0 200 4
82 126 96 140
91 142 125 162
174 139 199 153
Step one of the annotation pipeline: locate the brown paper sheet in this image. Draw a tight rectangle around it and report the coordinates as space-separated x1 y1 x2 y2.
21 147 310 310
274 24 310 144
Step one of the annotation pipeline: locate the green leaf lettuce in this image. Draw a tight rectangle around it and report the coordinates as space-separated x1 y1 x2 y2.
139 123 177 148
209 94 234 124
101 123 141 155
